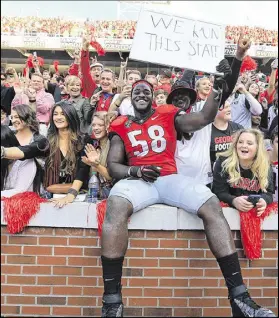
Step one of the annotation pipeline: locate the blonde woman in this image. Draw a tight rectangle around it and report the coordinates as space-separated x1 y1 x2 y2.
81 111 114 198
65 75 92 134
213 129 274 216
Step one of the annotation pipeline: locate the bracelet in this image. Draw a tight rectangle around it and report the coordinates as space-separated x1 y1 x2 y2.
1 146 6 159
67 188 78 198
92 159 100 166
127 167 132 177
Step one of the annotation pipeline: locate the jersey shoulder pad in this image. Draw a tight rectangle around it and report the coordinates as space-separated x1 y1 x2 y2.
110 115 128 130
156 104 180 115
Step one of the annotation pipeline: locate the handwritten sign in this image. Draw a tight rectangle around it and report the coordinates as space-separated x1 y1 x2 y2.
130 10 225 74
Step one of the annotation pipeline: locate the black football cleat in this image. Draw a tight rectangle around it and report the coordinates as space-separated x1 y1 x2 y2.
230 285 276 317
101 293 124 317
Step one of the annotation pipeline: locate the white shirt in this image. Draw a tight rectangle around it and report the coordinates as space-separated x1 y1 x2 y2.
268 106 277 130
112 94 135 116
175 100 213 185
1 159 37 197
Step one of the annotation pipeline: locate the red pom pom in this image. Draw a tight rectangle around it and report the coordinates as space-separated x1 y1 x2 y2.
2 192 47 234
90 41 106 56
240 56 258 74
37 57 44 67
220 201 278 260
23 67 26 77
26 55 34 68
53 60 59 73
26 55 44 68
96 199 107 237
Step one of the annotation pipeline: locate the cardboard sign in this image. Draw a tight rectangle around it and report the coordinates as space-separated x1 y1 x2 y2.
130 9 226 74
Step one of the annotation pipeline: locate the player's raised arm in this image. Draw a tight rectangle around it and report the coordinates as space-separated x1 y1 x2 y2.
175 59 232 134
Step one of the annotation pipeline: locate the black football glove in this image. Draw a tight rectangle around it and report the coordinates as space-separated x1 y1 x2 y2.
213 59 232 92
129 165 161 183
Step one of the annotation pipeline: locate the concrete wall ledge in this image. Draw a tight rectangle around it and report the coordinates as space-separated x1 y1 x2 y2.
1 202 278 231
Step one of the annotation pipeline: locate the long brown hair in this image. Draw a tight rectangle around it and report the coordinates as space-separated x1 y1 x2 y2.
44 101 84 187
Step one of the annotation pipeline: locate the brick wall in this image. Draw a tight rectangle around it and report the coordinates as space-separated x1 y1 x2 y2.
1 226 278 317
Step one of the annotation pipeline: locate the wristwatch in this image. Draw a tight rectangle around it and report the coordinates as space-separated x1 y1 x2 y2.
67 188 78 198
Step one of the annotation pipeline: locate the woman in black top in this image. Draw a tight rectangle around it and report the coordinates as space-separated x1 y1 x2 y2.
213 128 274 216
44 101 91 207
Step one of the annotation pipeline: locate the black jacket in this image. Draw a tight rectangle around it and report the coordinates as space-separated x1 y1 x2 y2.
1 85 15 115
46 83 61 103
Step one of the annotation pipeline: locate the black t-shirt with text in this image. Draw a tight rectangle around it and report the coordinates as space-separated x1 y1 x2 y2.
213 156 274 207
210 121 243 165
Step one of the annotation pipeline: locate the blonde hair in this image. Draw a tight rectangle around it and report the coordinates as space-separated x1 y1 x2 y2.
195 77 210 90
217 129 270 191
126 69 141 77
92 111 115 167
65 75 81 87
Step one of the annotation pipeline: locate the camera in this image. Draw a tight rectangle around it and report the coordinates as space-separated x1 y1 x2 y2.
247 195 261 207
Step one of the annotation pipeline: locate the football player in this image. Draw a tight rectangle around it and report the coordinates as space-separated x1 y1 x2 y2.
100 69 275 317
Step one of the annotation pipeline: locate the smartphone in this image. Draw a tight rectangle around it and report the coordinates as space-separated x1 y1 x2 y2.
247 195 261 206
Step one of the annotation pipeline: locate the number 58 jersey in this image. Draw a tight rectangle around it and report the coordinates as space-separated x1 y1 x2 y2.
110 105 180 176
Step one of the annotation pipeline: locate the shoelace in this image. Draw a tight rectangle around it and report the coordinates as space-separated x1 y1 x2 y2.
237 292 260 310
103 303 122 316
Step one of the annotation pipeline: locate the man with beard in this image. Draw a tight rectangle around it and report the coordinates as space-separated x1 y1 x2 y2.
99 68 276 316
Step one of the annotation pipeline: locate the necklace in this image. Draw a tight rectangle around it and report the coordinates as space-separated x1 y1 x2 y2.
100 94 111 109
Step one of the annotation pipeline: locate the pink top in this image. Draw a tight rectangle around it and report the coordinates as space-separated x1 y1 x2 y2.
12 89 55 124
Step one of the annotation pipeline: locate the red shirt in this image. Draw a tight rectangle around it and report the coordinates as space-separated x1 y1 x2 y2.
157 83 172 94
110 105 180 176
260 89 276 105
96 93 114 112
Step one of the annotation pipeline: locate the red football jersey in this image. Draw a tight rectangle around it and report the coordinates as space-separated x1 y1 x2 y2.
110 105 180 176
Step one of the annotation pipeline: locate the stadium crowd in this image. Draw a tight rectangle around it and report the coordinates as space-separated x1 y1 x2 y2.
1 16 137 39
1 26 278 317
1 15 278 45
